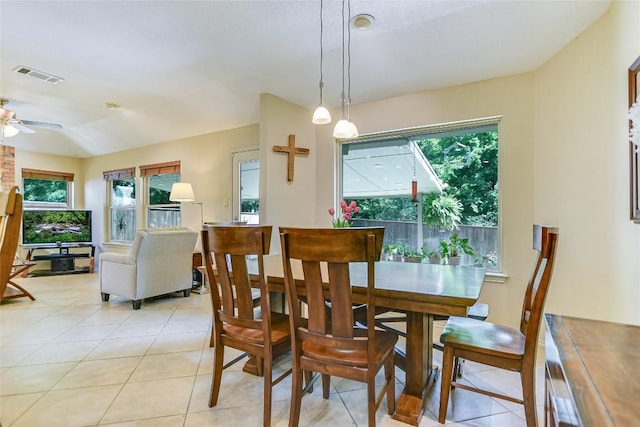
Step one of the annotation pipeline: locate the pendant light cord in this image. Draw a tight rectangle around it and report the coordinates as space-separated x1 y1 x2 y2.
340 0 346 119
347 0 352 121
319 0 325 104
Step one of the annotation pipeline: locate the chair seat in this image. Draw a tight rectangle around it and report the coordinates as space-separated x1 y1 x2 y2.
223 312 290 345
301 328 398 367
440 316 524 360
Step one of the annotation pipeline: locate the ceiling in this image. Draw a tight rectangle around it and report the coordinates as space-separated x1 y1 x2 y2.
0 0 610 158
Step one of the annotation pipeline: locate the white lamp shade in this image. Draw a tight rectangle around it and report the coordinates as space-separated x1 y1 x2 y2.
333 119 352 138
3 124 19 138
169 182 195 202
312 106 332 124
347 120 359 138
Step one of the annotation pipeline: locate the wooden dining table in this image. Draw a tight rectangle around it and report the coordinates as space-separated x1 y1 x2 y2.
261 255 486 426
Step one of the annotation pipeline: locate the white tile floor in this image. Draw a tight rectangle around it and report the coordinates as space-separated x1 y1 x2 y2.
1 273 545 426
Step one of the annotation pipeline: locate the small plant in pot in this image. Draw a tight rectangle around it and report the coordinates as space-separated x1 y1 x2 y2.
383 243 402 262
424 248 442 265
404 248 424 263
395 242 409 261
440 233 474 266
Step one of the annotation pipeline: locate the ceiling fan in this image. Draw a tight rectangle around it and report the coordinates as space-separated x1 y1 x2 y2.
0 98 62 138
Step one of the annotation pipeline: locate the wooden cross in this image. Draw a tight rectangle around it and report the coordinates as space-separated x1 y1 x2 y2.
272 134 309 182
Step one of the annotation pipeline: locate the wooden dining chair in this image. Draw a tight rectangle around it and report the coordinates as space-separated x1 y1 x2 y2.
1 186 35 302
279 226 397 427
438 224 559 427
202 224 291 427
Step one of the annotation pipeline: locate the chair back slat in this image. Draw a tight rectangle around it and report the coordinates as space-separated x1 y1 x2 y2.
520 225 559 359
327 262 354 338
301 260 328 334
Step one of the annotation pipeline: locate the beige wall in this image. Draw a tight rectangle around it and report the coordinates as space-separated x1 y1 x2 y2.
534 0 640 324
13 0 640 327
259 93 318 250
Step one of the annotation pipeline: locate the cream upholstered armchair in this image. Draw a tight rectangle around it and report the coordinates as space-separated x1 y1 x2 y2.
100 226 198 310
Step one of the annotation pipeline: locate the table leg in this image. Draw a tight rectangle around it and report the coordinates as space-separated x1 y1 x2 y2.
392 311 435 426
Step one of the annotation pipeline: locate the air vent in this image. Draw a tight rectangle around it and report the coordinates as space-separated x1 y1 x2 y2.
13 65 64 84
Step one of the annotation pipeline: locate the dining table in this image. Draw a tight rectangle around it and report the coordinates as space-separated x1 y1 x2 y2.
261 255 486 426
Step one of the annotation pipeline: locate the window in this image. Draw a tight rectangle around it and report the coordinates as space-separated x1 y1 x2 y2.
339 117 500 271
22 168 74 209
104 168 136 242
140 161 181 228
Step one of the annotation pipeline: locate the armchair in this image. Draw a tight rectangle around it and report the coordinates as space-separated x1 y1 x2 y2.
100 226 198 309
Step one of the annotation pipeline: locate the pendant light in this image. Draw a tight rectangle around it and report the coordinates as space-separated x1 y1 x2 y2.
312 0 331 125
333 0 358 139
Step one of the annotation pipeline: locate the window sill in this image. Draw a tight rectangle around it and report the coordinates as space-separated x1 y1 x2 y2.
484 271 508 284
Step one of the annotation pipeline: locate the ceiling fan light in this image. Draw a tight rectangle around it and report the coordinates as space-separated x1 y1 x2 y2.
3 124 19 138
312 105 332 124
333 119 353 138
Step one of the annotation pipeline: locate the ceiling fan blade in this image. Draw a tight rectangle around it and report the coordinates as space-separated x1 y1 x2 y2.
21 119 63 130
11 122 36 134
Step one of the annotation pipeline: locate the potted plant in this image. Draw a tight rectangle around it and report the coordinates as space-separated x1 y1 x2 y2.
383 243 402 262
424 248 442 265
474 251 497 268
424 193 463 231
395 242 409 261
404 248 424 263
439 233 474 266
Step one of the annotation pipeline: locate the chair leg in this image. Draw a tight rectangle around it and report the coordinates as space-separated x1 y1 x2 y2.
521 366 537 427
322 374 330 399
385 355 396 415
183 289 190 297
288 366 303 427
263 354 272 427
367 376 377 427
438 346 455 424
209 340 224 407
101 292 109 302
131 300 141 310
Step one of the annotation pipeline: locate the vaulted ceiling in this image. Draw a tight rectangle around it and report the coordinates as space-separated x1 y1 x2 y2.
0 0 610 158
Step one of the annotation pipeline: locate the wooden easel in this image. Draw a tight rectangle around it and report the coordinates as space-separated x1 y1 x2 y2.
1 186 35 302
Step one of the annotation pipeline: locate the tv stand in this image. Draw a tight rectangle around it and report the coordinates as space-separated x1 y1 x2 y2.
25 244 95 276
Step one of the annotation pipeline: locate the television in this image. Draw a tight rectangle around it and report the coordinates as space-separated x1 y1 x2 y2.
22 210 92 246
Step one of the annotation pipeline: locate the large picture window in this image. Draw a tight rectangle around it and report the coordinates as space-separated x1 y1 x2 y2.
339 117 500 271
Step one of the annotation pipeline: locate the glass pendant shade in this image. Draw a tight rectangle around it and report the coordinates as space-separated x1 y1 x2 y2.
2 124 19 138
312 105 331 124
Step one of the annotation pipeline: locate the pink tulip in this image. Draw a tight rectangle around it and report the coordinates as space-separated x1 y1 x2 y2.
349 201 356 209
344 213 351 220
354 206 360 213
328 208 335 216
340 200 347 209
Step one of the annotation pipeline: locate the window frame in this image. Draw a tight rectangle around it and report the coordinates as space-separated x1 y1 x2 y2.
104 168 137 242
336 116 503 274
140 161 182 229
22 168 74 209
